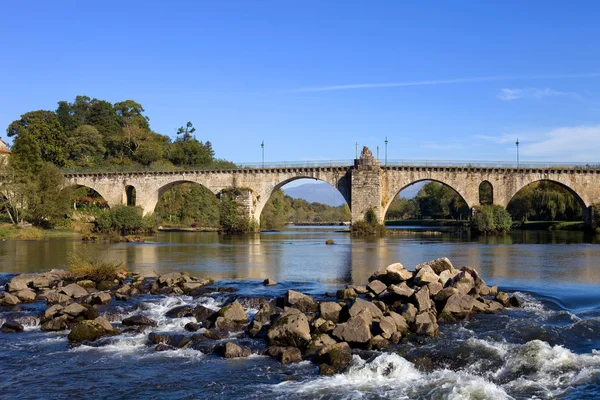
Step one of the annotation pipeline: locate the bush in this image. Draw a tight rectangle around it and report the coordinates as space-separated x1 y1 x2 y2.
472 205 512 234
219 198 253 234
96 205 155 236
68 248 125 281
351 208 387 236
13 227 44 240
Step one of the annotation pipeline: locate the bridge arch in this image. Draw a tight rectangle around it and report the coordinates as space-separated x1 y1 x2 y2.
506 179 588 222
254 176 351 224
64 184 111 210
140 180 221 216
479 181 493 205
383 179 472 219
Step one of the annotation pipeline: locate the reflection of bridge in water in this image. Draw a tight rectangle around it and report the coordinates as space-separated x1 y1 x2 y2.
64 148 600 225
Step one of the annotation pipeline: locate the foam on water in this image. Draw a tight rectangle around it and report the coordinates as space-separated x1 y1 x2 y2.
274 353 511 399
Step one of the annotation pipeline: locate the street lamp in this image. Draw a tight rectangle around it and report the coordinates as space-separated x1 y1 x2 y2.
385 137 388 166
515 138 519 168
261 140 264 168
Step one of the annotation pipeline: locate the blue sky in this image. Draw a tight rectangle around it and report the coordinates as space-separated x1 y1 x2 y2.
2 1 600 164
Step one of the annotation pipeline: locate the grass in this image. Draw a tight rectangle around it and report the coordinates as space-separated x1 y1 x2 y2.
67 248 126 281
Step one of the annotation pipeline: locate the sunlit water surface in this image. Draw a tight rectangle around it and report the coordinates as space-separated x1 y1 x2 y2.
0 227 599 399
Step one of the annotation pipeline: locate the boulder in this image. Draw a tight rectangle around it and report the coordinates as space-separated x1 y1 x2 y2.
312 317 336 334
165 305 195 318
304 333 337 358
266 346 302 363
496 291 510 307
262 278 277 286
182 281 210 293
368 268 388 283
62 303 88 318
388 311 409 335
122 315 158 327
218 342 251 358
253 302 278 325
412 312 439 336
214 301 248 331
439 294 474 321
348 298 383 321
193 305 218 323
416 258 454 274
315 342 353 375
367 280 387 296
385 263 413 282
447 271 475 295
16 289 36 303
283 290 318 313
398 303 417 324
148 332 190 349
1 320 24 333
1 292 21 306
60 283 89 299
41 315 68 331
44 291 71 304
68 317 117 342
331 312 372 344
184 322 201 332
77 280 96 289
427 281 443 296
267 309 311 348
43 304 64 321
89 292 112 305
247 320 263 337
157 272 185 287
485 299 504 313
7 274 37 292
319 302 342 323
336 288 358 300
434 287 459 302
388 282 415 298
377 315 397 339
413 286 432 312
413 266 440 286
368 335 390 350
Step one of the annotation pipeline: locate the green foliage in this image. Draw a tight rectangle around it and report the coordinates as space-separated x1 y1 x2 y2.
351 208 387 235
177 121 196 142
8 110 69 169
67 125 106 167
472 205 513 234
386 182 469 221
507 181 582 222
261 189 290 230
155 183 220 227
166 138 215 166
96 205 154 235
219 197 253 234
479 181 493 205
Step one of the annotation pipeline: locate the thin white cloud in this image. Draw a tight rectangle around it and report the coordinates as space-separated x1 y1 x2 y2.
293 72 600 93
497 87 572 101
519 126 600 161
478 126 600 162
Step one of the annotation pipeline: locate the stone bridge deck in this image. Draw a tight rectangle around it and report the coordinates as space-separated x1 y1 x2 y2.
64 155 600 225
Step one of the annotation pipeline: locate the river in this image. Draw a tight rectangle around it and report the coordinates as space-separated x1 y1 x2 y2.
0 227 599 399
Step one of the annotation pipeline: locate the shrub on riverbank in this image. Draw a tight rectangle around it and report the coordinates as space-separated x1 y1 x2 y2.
472 205 512 234
95 205 156 236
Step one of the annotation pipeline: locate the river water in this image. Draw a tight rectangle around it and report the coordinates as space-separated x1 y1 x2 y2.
0 227 599 399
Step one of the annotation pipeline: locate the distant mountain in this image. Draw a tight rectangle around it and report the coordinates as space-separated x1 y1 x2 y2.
282 180 428 205
399 181 427 198
283 182 346 206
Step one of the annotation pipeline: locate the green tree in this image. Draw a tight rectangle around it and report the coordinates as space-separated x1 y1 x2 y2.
7 110 69 168
67 125 106 167
177 121 196 142
472 205 512 234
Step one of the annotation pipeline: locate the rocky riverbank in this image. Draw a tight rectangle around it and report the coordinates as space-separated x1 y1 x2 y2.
0 258 521 375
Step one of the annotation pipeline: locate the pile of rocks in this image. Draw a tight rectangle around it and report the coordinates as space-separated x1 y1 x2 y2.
0 258 522 376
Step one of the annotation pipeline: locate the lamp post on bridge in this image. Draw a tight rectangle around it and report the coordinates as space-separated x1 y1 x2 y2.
515 138 519 168
385 137 388 166
261 140 264 168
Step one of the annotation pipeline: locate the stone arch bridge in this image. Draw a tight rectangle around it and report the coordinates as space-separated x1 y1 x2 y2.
64 151 600 225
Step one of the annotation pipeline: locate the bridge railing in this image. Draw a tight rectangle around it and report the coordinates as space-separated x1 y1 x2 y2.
61 159 600 174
